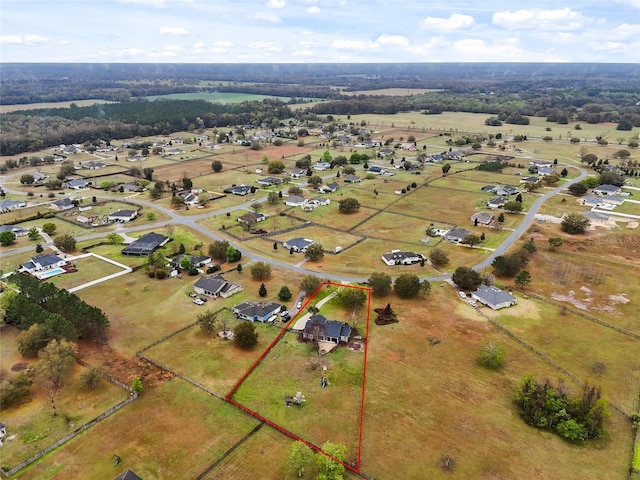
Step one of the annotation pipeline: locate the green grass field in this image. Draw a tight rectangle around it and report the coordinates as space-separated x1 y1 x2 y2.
144 92 294 103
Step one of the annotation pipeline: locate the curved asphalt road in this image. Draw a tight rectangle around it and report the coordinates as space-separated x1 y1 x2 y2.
0 161 588 284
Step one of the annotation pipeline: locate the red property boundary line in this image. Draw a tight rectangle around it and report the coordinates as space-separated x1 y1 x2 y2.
226 281 371 474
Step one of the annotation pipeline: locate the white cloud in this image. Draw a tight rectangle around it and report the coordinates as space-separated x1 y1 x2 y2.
266 0 285 8
119 0 192 6
422 14 475 32
193 42 206 49
0 34 49 45
159 27 188 35
213 41 234 47
306 6 320 14
164 45 183 51
292 49 314 57
249 41 281 51
117 48 145 57
612 0 640 8
612 23 640 38
375 34 409 47
492 8 589 31
0 35 24 44
332 39 370 50
254 12 281 22
452 37 524 60
299 40 318 48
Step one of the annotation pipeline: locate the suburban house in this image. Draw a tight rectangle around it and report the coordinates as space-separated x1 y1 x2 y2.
0 225 27 236
121 232 171 256
194 274 244 300
492 185 519 196
318 182 339 194
600 195 624 206
445 227 472 243
486 197 508 209
470 212 495 225
579 196 603 207
519 176 539 184
593 184 622 196
127 154 148 162
481 185 496 192
285 195 307 207
367 165 384 175
401 142 417 151
302 314 352 345
233 300 282 322
381 250 422 266
20 254 67 274
343 174 361 183
33 172 48 184
256 177 282 187
376 148 395 158
229 185 253 196
283 237 314 253
237 211 266 224
61 144 81 155
83 161 106 169
290 168 307 178
428 154 443 163
307 197 331 208
120 183 142 193
314 162 331 171
0 199 27 212
581 210 614 227
64 179 91 190
0 422 6 447
108 210 138 223
51 198 75 211
471 285 517 310
179 192 199 206
173 254 211 269
163 147 185 156
537 166 554 176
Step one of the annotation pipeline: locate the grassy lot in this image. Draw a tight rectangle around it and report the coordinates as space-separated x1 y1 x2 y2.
81 243 147 268
13 379 261 480
231 331 364 462
352 211 434 243
145 92 294 103
0 326 30 381
47 254 125 290
0 361 128 469
358 285 633 480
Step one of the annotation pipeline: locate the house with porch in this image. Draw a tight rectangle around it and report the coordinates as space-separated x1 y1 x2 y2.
283 237 315 253
381 250 422 266
20 254 67 274
121 232 171 256
471 285 517 310
302 314 352 344
285 195 307 207
193 274 242 299
470 212 495 226
233 300 282 322
51 198 75 211
444 228 472 243
594 184 622 196
318 182 339 194
238 211 266 225
108 210 138 223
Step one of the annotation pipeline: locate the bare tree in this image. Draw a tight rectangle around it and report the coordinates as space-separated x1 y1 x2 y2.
36 339 76 416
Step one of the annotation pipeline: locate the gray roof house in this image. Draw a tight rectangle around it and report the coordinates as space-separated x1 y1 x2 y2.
343 174 361 183
314 162 331 171
579 196 602 207
470 212 495 225
302 314 352 344
230 185 253 196
593 184 622 196
194 274 242 298
108 210 138 223
64 179 90 190
0 199 27 212
600 195 624 206
238 211 266 224
290 168 307 178
492 185 519 196
115 470 143 480
471 285 517 310
318 182 339 194
20 254 67 273
285 195 307 207
581 210 612 226
257 176 282 187
486 197 508 209
381 250 422 266
445 228 472 243
173 254 212 269
233 301 282 322
283 237 314 253
0 225 28 236
121 232 171 256
51 198 75 211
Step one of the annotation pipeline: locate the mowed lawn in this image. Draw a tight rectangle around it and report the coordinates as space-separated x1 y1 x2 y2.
358 286 633 480
15 379 261 480
47 254 125 290
230 331 364 463
144 315 283 396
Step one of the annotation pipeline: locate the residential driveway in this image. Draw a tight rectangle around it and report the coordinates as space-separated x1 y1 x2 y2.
291 290 338 330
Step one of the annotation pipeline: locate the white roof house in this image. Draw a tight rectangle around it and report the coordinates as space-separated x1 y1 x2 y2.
471 285 517 310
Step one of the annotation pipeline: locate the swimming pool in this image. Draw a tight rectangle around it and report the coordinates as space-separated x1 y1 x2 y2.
36 267 66 280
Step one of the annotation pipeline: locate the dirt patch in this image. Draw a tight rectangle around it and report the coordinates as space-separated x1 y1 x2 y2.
76 340 173 388
10 362 30 372
550 290 591 311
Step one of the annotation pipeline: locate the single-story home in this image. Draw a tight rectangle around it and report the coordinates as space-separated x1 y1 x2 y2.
0 225 28 236
229 185 253 196
593 184 622 196
83 161 106 169
173 254 211 268
20 254 67 273
445 228 472 243
519 176 539 184
64 179 91 190
581 210 614 227
307 197 330 208
486 197 508 209
194 274 242 299
238 211 266 224
108 210 138 223
257 176 282 187
290 168 307 178
600 195 624 206
343 174 361 183
283 237 314 253
233 300 282 322
318 182 339 194
163 147 185 156
481 185 496 192
376 148 395 158
537 166 554 176
381 250 422 266
578 196 602 207
471 285 517 310
314 162 331 171
492 185 519 196
121 232 171 256
367 165 384 175
51 198 75 211
180 192 199 206
302 314 352 344
33 172 48 183
120 183 142 193
127 155 147 162
285 195 307 207
0 199 27 212
470 212 495 226
61 144 81 155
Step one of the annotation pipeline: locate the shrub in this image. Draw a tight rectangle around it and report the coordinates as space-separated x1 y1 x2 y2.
477 342 506 369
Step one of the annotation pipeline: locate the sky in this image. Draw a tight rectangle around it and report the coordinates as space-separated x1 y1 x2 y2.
1 0 639 63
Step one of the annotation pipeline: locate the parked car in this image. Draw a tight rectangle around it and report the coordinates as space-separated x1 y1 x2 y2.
198 296 208 303
296 301 302 309
188 292 197 298
458 291 466 299
193 298 205 306
467 299 477 307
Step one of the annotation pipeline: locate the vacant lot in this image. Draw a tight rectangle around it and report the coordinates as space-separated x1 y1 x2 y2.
48 254 124 290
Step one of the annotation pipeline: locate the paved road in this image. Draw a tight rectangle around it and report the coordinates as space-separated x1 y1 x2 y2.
0 162 588 284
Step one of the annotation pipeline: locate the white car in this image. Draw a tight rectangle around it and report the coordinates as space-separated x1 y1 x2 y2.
458 291 467 299
296 301 302 309
193 298 205 306
467 299 477 307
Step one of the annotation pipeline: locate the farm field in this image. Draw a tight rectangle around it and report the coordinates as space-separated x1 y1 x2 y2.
144 92 295 103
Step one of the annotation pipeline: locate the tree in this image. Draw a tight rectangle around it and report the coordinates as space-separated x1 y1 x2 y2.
42 222 57 235
248 262 271 281
598 171 625 187
182 177 193 190
491 253 526 277
211 160 223 172
20 173 35 184
462 234 481 247
0 230 16 246
300 275 323 295
285 441 315 478
542 174 560 185
368 272 392 297
267 160 285 174
131 377 143 395
234 321 259 349
338 197 360 213
81 368 102 390
502 200 522 213
308 175 323 188
305 243 324 261
208 240 229 261
478 342 506 369
394 273 421 299
568 182 588 196
429 248 449 267
35 243 44 253
288 185 303 196
561 168 569 177
54 233 76 252
452 267 482 290
17 323 51 357
441 163 451 174
197 310 218 336
142 167 154 181
561 212 590 234
236 263 243 273
258 283 268 297
548 237 563 251
0 373 32 409
226 245 241 262
267 191 280 204
316 442 346 480
515 270 532 289
106 233 124 244
26 227 39 240
37 339 76 416
337 287 367 311
278 285 292 301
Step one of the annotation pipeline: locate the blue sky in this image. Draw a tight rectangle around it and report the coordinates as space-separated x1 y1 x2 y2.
1 0 639 63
